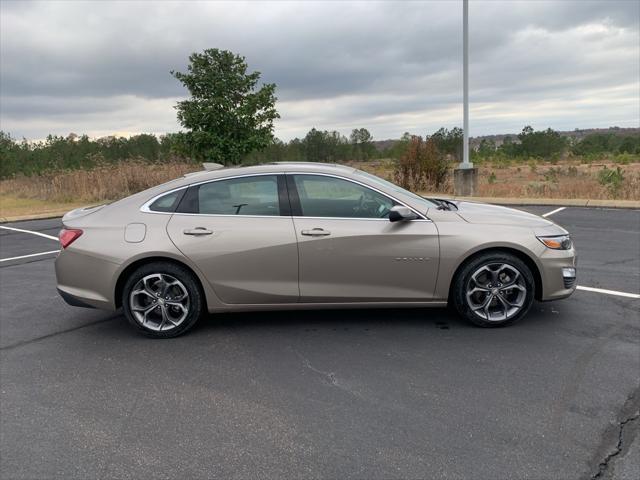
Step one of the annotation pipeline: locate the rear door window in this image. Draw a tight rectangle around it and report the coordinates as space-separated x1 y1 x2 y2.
181 175 281 216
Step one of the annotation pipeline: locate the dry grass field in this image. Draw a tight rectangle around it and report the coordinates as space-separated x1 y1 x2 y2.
348 158 640 200
1 158 638 218
0 162 199 217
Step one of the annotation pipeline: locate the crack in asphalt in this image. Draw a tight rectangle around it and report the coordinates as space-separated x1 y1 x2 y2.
295 350 339 387
0 315 119 352
589 392 640 480
294 349 364 399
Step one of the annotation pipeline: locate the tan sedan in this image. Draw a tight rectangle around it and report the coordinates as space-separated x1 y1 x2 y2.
55 162 576 337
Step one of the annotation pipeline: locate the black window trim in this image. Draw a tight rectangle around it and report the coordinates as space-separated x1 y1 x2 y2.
146 187 187 213
284 172 428 221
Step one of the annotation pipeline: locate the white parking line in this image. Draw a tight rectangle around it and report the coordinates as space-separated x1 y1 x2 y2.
542 207 566 217
0 225 59 241
0 250 60 263
576 285 640 299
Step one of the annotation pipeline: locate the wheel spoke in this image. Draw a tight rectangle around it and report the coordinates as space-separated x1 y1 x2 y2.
141 304 157 326
495 294 510 320
468 286 490 295
471 294 493 312
131 301 155 312
483 299 492 319
131 288 155 300
471 266 492 288
158 305 168 331
499 292 524 308
502 284 525 293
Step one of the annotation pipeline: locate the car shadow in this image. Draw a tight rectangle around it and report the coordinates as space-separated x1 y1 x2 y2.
194 306 467 334
92 300 561 342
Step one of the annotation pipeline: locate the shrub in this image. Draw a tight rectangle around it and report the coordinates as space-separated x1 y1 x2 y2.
598 166 625 196
394 136 449 191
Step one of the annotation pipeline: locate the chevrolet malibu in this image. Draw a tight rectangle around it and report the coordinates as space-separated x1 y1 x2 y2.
55 162 576 338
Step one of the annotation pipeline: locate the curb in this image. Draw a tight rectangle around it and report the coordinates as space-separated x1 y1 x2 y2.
0 209 78 224
419 195 640 209
1 197 638 224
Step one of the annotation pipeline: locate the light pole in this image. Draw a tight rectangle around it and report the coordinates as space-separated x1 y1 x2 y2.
461 0 470 169
454 0 478 195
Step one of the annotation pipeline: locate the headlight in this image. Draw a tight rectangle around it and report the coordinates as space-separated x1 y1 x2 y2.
537 234 572 250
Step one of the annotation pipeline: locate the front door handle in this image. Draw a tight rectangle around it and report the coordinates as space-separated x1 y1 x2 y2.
301 228 331 237
183 227 213 236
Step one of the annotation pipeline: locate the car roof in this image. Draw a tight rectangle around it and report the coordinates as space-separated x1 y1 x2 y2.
181 162 357 182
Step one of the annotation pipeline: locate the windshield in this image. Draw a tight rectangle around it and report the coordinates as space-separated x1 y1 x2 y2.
355 170 437 210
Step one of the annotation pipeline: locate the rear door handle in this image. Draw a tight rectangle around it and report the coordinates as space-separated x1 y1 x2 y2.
301 228 331 236
183 227 213 236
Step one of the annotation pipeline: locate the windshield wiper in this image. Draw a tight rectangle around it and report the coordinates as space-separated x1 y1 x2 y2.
428 198 459 211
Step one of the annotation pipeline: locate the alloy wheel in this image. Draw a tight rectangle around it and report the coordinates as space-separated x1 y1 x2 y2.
465 263 527 322
129 273 190 332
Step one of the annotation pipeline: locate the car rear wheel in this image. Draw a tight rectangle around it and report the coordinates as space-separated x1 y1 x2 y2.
452 252 535 327
122 261 204 338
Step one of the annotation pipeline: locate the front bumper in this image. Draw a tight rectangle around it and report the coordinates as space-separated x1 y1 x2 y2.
539 248 577 301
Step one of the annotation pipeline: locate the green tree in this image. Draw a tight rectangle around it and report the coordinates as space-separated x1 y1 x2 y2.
349 128 375 160
516 126 566 158
172 49 279 164
430 127 463 161
303 128 349 162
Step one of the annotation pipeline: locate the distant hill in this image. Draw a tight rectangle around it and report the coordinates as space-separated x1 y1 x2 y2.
371 127 640 151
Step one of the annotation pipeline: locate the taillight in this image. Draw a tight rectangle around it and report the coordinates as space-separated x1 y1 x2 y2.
59 228 83 249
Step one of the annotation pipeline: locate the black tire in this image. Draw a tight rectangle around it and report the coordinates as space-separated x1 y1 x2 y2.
122 261 205 338
452 252 535 327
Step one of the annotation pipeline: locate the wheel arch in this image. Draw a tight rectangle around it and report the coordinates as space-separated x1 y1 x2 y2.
448 246 544 302
114 255 210 309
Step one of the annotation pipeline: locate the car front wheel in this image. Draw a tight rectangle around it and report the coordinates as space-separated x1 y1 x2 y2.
452 252 535 327
122 261 204 338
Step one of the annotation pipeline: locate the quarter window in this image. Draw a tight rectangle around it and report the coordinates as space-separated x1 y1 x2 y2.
193 175 280 216
148 190 183 212
292 175 396 218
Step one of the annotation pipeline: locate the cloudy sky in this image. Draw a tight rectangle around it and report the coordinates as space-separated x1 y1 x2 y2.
1 0 638 141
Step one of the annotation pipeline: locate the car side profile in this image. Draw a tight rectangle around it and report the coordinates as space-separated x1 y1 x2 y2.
55 162 577 337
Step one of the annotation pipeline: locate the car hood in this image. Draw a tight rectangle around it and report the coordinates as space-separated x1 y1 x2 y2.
453 201 555 228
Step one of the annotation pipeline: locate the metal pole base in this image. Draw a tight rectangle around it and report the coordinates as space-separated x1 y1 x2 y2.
454 168 478 197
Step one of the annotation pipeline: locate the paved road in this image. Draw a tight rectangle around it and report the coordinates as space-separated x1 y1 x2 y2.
1 207 638 479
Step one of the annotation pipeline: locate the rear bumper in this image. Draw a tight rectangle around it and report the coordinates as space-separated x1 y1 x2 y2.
57 288 96 309
55 249 120 310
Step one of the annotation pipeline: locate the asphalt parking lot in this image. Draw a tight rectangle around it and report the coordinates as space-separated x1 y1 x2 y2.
1 206 638 479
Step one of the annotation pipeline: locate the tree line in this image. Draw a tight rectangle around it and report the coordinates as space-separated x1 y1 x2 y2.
0 127 384 178
473 126 639 162
1 125 638 179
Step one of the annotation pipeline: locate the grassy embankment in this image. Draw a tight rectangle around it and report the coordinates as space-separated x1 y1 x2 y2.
1 157 638 218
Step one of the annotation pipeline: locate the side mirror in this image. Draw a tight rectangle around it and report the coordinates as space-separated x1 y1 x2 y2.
388 205 418 222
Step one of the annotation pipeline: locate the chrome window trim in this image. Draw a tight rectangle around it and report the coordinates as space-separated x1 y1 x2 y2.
140 171 429 221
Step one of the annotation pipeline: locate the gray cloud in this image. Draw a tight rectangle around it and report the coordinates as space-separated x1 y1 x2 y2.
1 0 638 140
